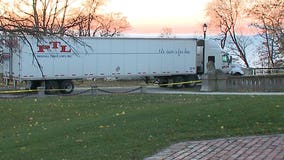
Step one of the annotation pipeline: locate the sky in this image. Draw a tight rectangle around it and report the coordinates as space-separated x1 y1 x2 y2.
103 0 212 35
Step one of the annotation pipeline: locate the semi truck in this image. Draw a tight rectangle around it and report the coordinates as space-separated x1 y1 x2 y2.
0 35 243 94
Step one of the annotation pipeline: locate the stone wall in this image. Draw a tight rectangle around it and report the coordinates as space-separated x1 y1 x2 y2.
201 74 284 92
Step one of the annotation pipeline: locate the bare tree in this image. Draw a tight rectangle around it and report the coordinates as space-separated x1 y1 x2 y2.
160 27 175 38
70 1 130 37
74 0 105 36
247 0 284 68
0 0 83 36
206 0 251 68
94 13 130 37
0 0 130 37
227 35 253 64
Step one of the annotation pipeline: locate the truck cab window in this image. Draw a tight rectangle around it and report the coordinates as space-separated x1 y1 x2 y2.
208 56 215 63
222 55 229 62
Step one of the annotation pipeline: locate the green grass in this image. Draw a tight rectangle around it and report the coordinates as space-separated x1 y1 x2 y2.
0 94 283 160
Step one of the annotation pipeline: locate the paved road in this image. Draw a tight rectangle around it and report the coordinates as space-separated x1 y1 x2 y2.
143 86 284 95
2 86 284 98
75 86 284 96
83 86 284 96
145 134 284 160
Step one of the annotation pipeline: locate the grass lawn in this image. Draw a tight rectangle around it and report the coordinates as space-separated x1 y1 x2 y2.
0 94 283 160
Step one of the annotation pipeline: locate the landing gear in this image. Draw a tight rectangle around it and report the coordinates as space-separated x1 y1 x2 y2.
45 80 60 94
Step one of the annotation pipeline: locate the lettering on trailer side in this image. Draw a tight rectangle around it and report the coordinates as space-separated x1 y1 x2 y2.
37 41 72 53
158 48 191 56
37 45 50 52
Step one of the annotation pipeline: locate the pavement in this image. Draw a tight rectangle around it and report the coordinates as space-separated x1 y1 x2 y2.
2 86 284 98
145 134 284 160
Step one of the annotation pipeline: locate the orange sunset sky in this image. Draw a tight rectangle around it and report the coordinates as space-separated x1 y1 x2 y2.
103 0 212 34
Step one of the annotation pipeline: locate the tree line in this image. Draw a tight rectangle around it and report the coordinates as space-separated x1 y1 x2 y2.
0 0 130 37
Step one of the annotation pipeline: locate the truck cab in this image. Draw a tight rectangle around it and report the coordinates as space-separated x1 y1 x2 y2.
201 40 244 75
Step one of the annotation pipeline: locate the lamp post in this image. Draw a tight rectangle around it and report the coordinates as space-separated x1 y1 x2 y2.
202 23 207 74
203 23 207 40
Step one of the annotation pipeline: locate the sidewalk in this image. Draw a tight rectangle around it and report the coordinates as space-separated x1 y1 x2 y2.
145 134 284 160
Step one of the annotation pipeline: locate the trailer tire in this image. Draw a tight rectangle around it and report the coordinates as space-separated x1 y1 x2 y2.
45 80 59 94
173 76 184 88
233 72 242 76
184 75 198 88
60 80 74 94
158 77 169 87
186 82 196 88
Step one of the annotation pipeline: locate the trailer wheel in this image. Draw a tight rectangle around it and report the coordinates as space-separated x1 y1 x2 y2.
45 80 59 94
60 80 74 94
233 72 242 76
158 77 169 87
184 75 199 88
186 82 196 88
173 76 184 88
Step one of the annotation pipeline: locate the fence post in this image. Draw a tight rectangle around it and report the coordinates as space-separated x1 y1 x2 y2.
91 85 98 95
37 87 45 97
140 86 147 93
200 73 217 92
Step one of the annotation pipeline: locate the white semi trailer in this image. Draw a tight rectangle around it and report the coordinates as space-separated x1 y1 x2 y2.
0 35 242 93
